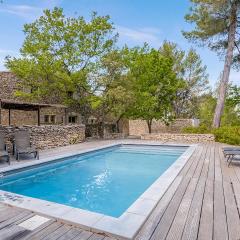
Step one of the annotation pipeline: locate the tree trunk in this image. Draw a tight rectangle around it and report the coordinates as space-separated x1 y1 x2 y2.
147 119 152 133
212 1 238 128
116 114 124 133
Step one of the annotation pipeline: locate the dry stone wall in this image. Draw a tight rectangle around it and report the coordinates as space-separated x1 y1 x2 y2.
142 133 215 143
128 119 198 136
0 124 85 151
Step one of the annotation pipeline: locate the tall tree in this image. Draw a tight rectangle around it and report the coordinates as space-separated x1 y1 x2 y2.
159 42 209 118
125 46 181 133
89 49 133 134
183 0 240 128
6 7 117 123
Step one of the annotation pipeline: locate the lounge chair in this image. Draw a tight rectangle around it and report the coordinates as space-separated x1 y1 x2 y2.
14 130 39 161
223 147 240 158
224 150 240 167
223 147 240 152
0 131 10 165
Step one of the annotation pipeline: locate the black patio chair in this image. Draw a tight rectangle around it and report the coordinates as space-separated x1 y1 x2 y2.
14 130 39 161
0 131 10 164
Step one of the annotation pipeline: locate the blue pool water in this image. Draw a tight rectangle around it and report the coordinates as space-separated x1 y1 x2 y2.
0 144 187 217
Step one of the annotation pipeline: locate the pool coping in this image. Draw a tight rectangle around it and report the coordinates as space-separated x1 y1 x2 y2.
0 140 196 240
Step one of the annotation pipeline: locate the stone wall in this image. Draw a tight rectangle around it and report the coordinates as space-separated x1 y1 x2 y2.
0 71 82 126
141 133 215 143
0 71 61 104
0 72 21 100
127 119 198 136
85 123 127 139
0 124 85 151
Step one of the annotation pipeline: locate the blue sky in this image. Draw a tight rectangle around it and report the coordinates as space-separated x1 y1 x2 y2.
0 0 239 87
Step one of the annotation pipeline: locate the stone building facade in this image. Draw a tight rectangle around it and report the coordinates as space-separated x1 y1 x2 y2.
0 71 81 126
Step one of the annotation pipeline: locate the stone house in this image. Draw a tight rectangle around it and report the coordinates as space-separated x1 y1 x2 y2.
0 71 82 126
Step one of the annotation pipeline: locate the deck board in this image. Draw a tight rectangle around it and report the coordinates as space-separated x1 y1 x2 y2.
57 228 82 240
0 142 240 240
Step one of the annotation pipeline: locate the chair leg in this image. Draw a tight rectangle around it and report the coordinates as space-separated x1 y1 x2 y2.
228 156 233 167
16 152 20 161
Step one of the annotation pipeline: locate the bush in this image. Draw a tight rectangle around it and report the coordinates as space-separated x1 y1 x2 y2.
182 125 240 145
182 125 210 134
213 126 240 145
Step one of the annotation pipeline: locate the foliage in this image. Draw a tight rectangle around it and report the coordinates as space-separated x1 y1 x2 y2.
182 125 210 134
88 49 133 129
183 125 240 145
227 85 240 107
183 0 240 128
6 7 117 122
159 41 209 118
183 84 240 145
124 45 181 133
213 126 240 145
183 0 240 58
197 93 216 126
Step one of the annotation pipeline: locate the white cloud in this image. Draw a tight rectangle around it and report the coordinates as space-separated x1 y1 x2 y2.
116 25 162 47
0 4 42 20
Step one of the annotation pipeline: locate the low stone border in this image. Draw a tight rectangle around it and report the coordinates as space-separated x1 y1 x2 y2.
141 133 215 143
0 124 85 151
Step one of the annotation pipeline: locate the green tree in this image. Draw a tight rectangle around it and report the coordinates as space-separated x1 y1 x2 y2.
125 46 181 133
197 84 240 128
6 7 117 123
159 42 209 118
183 0 240 128
89 49 133 134
227 85 240 107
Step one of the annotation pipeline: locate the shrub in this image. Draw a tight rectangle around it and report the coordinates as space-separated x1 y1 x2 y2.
182 124 210 134
182 125 240 145
213 126 240 145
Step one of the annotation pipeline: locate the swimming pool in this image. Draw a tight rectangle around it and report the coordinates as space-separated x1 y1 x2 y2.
0 144 186 217
0 142 195 239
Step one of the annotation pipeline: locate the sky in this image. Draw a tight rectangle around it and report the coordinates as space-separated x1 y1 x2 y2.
0 0 239 87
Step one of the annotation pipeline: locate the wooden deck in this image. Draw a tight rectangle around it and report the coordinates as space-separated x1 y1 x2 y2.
0 204 114 240
0 142 240 240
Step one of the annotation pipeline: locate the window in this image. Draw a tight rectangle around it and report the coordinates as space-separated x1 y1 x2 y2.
69 116 77 124
44 115 49 123
44 115 56 124
50 115 56 123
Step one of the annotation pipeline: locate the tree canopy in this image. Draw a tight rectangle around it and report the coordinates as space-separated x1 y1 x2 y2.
122 46 181 133
159 41 209 118
6 7 117 122
183 0 240 128
5 7 224 135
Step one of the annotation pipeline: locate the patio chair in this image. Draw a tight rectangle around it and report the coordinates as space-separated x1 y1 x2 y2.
0 131 10 165
224 150 240 167
223 147 240 158
223 147 240 152
14 130 39 161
